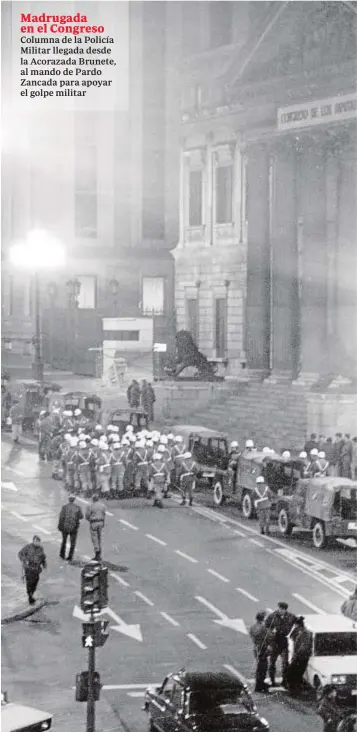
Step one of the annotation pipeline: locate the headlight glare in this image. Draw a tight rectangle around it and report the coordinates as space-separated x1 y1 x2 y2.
331 675 347 684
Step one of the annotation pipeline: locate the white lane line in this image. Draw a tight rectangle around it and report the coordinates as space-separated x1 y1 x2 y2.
135 591 154 607
110 572 130 588
160 611 180 627
7 467 26 477
187 633 207 650
120 519 139 531
207 568 230 583
32 524 51 535
1 481 18 492
292 593 326 615
106 511 114 517
236 587 259 603
175 550 198 564
223 664 247 683
195 596 226 620
146 534 167 547
233 529 246 538
11 511 28 522
249 538 265 548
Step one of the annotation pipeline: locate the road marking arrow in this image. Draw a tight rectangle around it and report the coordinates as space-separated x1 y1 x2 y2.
73 605 142 642
1 481 18 492
195 596 248 635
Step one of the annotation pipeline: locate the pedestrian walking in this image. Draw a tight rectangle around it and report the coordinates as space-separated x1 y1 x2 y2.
254 476 273 535
286 616 312 693
127 379 140 409
265 601 297 687
85 494 106 561
58 495 83 562
18 535 47 605
249 611 274 692
9 401 23 444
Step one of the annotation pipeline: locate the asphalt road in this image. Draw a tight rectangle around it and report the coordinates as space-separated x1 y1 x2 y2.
2 438 356 732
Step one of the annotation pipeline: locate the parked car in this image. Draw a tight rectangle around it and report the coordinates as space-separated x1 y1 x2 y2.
9 380 61 431
276 477 357 548
143 669 270 732
288 614 357 701
108 408 149 437
169 425 229 493
1 691 52 732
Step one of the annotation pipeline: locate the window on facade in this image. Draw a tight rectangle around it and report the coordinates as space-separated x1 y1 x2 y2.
188 170 203 226
104 331 139 341
215 165 233 223
186 298 198 344
214 298 226 358
142 277 164 314
209 2 232 48
76 275 96 309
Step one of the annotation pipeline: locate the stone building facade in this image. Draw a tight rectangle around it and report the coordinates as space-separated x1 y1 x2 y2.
171 1 357 381
2 2 178 372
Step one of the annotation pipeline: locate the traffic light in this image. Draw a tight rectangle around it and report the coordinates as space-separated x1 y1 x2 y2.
75 671 101 702
80 563 108 614
82 620 109 648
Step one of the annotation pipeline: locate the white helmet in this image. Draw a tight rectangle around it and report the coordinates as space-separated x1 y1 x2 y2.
146 432 152 439
78 441 86 449
107 424 115 432
230 441 238 449
52 408 60 414
95 424 103 432
112 434 120 443
152 435 160 443
67 411 73 417
175 435 183 443
74 409 82 416
101 444 109 451
112 425 119 433
152 430 160 438
108 433 116 442
262 446 271 454
160 436 168 445
63 410 70 417
245 439 254 449
158 444 166 453
167 433 174 441
183 451 192 459
146 440 153 447
91 438 99 447
71 437 79 447
310 448 318 457
154 453 162 460
318 451 326 459
256 476 265 484
299 451 307 459
282 450 291 460
126 425 134 432
64 433 72 442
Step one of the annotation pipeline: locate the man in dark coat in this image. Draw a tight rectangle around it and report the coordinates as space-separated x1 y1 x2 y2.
141 380 156 422
58 495 83 562
286 616 312 693
341 434 353 479
265 601 297 687
127 380 140 409
304 433 318 454
18 535 47 604
249 611 274 692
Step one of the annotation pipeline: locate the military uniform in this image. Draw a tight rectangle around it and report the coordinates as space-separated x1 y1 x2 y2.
85 499 106 560
110 444 127 496
249 617 274 692
51 433 64 479
18 541 47 604
254 482 273 535
177 455 197 506
76 447 92 495
148 457 169 507
170 442 185 489
265 608 297 687
96 449 111 497
38 415 53 461
133 445 150 494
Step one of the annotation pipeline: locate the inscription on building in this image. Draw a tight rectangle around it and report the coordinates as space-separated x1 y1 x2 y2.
277 93 357 131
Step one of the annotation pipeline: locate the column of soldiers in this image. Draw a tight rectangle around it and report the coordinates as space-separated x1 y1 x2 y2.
36 409 197 509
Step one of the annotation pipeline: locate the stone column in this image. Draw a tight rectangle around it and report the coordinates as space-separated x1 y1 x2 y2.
267 137 298 380
244 143 270 372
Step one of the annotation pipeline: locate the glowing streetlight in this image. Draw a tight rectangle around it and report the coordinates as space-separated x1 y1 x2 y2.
8 230 66 382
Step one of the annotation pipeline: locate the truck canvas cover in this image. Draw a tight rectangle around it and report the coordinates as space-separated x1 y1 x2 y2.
303 478 357 520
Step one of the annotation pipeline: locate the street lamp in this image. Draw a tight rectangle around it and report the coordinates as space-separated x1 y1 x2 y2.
8 230 65 382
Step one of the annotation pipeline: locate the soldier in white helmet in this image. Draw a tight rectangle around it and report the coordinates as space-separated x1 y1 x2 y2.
148 448 170 508
314 451 329 477
228 440 240 491
305 447 319 477
254 476 273 535
96 442 111 497
66 436 79 492
244 439 255 454
75 439 92 496
176 451 198 506
109 434 127 497
170 435 185 491
132 439 150 496
282 450 291 462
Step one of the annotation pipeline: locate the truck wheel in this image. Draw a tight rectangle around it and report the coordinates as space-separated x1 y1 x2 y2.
213 481 225 506
312 521 326 549
242 492 253 519
278 508 293 536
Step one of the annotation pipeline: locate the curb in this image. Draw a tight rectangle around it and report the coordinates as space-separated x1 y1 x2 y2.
1 599 46 625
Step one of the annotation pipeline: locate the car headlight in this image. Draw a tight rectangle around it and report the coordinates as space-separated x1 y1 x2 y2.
332 675 347 684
